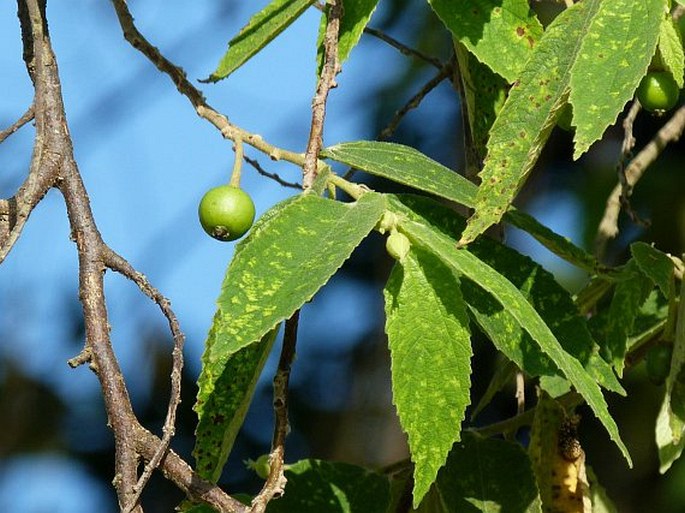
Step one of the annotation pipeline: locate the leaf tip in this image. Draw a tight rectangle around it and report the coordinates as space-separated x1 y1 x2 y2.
199 74 221 84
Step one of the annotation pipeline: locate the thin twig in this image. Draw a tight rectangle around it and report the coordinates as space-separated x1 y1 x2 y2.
244 155 301 190
472 391 583 438
134 426 248 513
0 104 35 143
102 248 186 513
595 104 685 258
378 59 454 140
109 0 306 169
363 27 443 69
250 311 300 513
616 101 647 232
302 0 342 189
17 5 144 511
515 371 525 416
342 59 454 180
14 2 204 511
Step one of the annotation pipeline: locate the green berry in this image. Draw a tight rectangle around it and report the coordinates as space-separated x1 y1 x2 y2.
198 185 255 241
386 230 411 261
646 344 673 386
636 71 680 114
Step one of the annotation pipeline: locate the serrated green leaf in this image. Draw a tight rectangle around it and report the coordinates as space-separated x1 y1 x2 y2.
205 0 317 81
384 248 472 507
654 280 685 472
386 195 631 466
193 325 278 483
603 260 653 375
659 16 685 88
391 194 623 396
211 192 384 359
459 1 599 245
427 0 543 83
412 485 448 513
323 140 599 273
434 432 542 513
193 193 384 481
631 242 675 298
323 141 476 207
316 0 379 73
266 459 390 513
570 0 666 158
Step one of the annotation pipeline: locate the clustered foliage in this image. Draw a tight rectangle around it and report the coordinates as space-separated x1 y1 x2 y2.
3 0 685 512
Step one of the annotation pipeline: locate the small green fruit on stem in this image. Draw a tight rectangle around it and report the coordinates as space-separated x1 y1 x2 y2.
386 229 411 261
198 185 255 241
636 71 680 114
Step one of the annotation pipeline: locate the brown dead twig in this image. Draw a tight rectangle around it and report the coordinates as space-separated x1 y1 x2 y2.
106 0 345 510
595 104 685 258
378 58 456 141
0 1 250 512
302 0 343 189
109 0 307 186
363 26 443 70
250 312 300 513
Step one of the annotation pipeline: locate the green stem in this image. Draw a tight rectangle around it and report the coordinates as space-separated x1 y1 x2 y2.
229 137 244 187
574 276 615 315
327 173 368 199
471 391 582 438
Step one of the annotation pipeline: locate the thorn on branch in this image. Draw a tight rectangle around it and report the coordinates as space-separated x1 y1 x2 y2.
67 347 92 368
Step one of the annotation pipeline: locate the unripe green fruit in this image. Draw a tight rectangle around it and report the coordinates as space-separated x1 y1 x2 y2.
246 454 271 479
646 344 673 386
198 185 255 241
636 71 680 114
386 230 411 261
